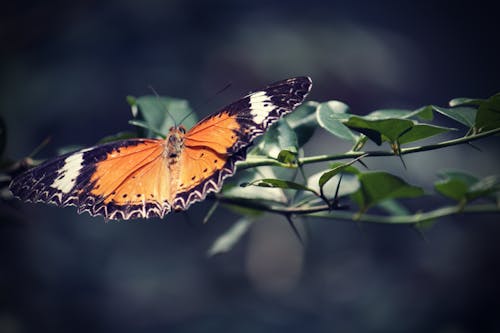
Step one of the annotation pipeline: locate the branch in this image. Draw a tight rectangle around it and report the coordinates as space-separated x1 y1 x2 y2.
236 127 500 170
216 195 500 224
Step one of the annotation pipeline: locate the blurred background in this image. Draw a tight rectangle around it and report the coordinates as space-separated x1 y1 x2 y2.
1 1 499 332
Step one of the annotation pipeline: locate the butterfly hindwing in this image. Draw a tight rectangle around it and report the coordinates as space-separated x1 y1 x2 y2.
172 146 246 211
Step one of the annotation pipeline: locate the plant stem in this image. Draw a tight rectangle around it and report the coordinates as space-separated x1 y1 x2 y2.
216 195 499 224
236 127 500 170
309 204 499 224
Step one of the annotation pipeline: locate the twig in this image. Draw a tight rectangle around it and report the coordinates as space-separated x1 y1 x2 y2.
236 128 500 170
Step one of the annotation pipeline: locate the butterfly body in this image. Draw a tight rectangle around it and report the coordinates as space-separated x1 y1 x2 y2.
10 77 312 219
166 126 186 159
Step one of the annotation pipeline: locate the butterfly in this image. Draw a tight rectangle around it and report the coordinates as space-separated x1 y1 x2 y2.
10 77 312 220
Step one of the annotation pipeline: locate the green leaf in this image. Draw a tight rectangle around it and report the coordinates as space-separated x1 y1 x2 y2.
475 93 500 132
366 109 414 119
316 101 359 142
222 166 290 204
352 171 425 212
434 171 500 202
128 95 197 138
259 120 298 159
466 175 500 201
434 170 478 201
449 97 483 107
318 166 344 189
306 170 360 199
432 106 477 128
277 149 297 164
344 117 414 145
207 217 254 256
285 101 318 147
366 105 434 121
436 170 479 186
98 131 137 144
435 178 469 201
318 160 362 191
128 120 166 138
329 162 360 175
244 178 318 195
398 124 453 144
414 105 435 121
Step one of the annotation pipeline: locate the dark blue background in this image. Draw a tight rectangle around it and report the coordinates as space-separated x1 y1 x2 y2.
1 1 499 332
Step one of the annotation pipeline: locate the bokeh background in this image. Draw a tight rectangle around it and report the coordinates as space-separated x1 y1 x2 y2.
1 1 499 332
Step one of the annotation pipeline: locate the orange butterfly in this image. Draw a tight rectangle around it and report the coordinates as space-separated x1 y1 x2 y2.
10 77 312 219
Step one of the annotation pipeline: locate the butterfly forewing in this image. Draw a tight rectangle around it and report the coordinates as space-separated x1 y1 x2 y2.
174 76 312 210
185 76 312 154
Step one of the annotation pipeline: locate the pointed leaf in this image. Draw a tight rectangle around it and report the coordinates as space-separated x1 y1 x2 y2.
259 120 298 159
344 117 415 145
222 167 290 204
128 95 197 138
432 106 477 128
128 120 165 138
285 101 318 147
435 171 500 202
318 160 362 190
277 149 298 165
316 101 359 142
366 106 434 121
207 217 254 256
366 109 414 119
413 105 434 121
434 178 469 201
475 93 500 132
307 170 360 199
398 124 454 144
449 97 484 107
434 170 478 201
244 178 318 195
329 162 360 175
466 175 500 201
437 170 479 185
352 171 425 212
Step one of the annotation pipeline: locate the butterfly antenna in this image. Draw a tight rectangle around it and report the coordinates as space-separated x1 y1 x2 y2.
148 84 178 127
179 81 233 126
209 81 233 102
178 108 196 127
28 136 51 158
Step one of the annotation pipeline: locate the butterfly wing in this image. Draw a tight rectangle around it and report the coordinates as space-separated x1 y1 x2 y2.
9 139 172 220
172 76 312 210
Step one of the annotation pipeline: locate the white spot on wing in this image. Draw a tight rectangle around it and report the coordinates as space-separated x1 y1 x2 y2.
249 91 275 124
51 151 85 193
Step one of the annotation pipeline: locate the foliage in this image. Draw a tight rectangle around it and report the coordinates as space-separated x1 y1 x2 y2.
1 89 499 255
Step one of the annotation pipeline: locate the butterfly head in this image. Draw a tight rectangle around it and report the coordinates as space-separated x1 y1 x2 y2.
166 125 187 159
